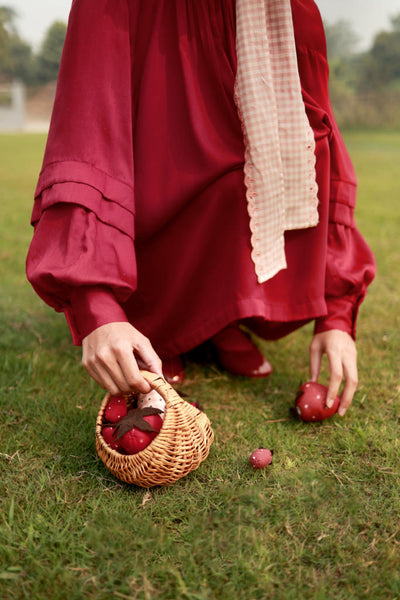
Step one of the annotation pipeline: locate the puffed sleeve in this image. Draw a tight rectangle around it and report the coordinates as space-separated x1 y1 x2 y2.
26 0 137 343
27 189 135 344
292 2 376 339
314 222 376 339
314 120 376 339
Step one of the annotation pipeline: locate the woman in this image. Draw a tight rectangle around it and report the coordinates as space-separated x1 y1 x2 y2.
26 0 375 416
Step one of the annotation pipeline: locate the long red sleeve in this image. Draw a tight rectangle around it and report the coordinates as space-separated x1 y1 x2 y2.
314 222 375 339
292 0 376 339
27 0 137 343
27 187 134 344
33 0 135 231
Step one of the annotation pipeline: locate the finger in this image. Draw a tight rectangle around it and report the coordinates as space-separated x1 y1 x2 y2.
115 348 152 394
93 340 151 394
136 352 163 377
83 359 123 396
81 323 162 394
337 362 358 417
309 340 322 382
83 343 141 395
326 352 343 408
133 336 163 377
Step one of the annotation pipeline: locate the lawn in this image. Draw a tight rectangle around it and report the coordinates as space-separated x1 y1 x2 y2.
0 131 399 600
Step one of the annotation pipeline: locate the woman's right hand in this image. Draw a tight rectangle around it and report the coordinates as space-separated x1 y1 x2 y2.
82 322 163 395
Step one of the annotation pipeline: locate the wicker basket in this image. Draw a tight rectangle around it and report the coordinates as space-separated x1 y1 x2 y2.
96 370 214 487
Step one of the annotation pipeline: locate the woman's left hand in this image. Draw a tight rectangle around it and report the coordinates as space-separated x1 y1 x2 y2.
309 329 358 417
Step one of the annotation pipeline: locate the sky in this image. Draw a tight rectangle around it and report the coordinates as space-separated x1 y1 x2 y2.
7 0 400 51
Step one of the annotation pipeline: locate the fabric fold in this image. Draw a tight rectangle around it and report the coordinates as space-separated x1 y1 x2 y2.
32 165 135 238
30 0 135 237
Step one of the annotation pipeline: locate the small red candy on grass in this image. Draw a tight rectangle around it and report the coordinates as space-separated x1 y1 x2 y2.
295 382 340 422
249 448 273 469
104 395 128 423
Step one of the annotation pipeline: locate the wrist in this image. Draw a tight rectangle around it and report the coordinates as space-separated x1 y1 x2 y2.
66 285 129 344
314 297 355 340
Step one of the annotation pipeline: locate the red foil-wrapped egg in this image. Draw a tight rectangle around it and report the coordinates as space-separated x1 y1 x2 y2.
249 447 273 469
295 382 340 422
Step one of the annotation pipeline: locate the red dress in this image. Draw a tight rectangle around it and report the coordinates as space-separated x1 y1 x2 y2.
26 0 376 359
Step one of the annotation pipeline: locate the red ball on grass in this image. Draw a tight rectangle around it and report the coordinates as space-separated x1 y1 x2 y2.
295 382 340 422
249 447 273 469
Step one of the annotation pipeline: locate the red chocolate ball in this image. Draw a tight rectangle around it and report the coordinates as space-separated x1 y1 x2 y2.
249 448 273 469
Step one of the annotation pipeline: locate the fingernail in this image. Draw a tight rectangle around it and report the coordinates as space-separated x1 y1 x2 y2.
338 408 346 417
326 398 333 408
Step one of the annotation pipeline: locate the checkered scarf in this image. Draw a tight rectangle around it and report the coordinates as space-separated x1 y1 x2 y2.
235 0 319 283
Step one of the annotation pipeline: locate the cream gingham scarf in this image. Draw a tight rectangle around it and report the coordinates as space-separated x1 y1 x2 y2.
234 0 319 283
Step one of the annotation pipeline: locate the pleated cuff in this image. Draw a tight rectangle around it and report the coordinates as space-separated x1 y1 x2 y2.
65 285 129 345
314 297 356 340
32 160 135 238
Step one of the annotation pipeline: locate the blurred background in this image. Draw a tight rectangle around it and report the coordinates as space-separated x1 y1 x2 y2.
0 0 399 131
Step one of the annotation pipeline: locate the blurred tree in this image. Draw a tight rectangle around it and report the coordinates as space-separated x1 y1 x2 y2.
324 19 360 121
0 5 34 83
0 5 16 79
324 19 360 60
35 21 66 83
356 13 400 92
370 16 400 82
391 13 400 32
10 36 34 82
0 5 17 33
325 13 400 129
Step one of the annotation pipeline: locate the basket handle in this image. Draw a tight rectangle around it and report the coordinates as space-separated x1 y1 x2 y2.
140 370 166 388
139 370 180 405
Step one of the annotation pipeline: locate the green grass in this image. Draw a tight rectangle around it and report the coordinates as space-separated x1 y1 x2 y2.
1 132 399 600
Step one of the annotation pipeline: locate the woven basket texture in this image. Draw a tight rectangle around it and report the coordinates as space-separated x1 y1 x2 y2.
96 370 214 487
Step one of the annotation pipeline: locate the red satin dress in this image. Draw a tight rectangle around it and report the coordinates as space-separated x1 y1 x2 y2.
26 0 376 359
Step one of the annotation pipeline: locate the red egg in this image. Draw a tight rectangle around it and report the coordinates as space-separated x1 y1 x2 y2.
295 382 340 422
119 427 157 454
104 395 128 423
102 426 123 451
249 447 273 469
119 414 163 454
